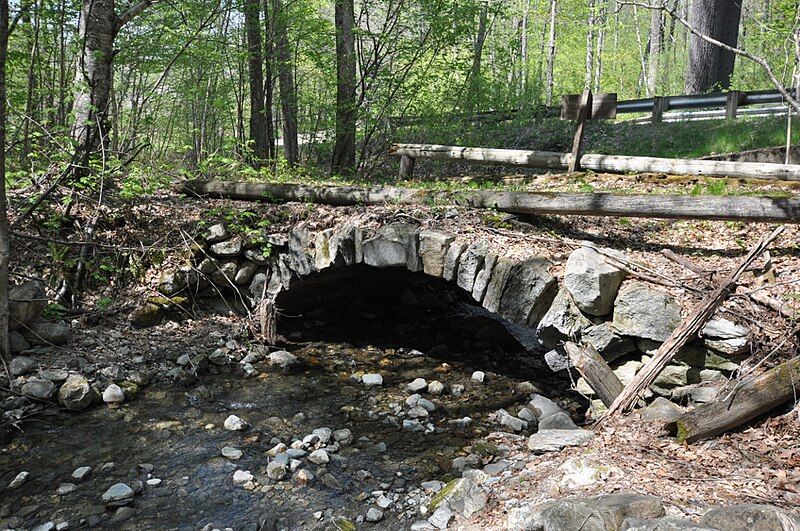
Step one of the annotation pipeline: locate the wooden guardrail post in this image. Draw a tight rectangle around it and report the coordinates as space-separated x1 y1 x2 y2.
568 90 593 173
651 96 668 123
399 154 416 178
726 91 745 118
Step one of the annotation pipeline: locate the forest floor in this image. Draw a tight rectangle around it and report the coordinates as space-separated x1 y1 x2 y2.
2 171 800 529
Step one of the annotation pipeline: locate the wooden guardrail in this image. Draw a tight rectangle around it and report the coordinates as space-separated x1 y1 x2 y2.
390 143 800 181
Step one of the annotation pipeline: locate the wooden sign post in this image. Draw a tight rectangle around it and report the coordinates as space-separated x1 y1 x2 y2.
560 91 617 173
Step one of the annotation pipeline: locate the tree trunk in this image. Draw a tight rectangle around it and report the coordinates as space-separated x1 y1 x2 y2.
331 0 356 176
584 0 594 90
545 0 557 104
672 357 800 443
685 0 742 93
0 0 8 374
244 0 268 166
72 0 116 174
646 3 663 96
468 2 489 108
262 0 276 160
273 0 298 165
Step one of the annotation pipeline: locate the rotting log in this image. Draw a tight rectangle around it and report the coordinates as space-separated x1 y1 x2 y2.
598 226 786 422
565 341 623 407
670 357 800 443
178 180 800 224
389 143 800 182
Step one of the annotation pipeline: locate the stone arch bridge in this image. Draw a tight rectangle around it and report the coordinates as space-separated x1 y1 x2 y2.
150 220 750 408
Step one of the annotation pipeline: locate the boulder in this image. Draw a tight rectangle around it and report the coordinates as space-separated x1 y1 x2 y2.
9 330 31 353
497 258 557 327
234 262 259 285
564 246 626 316
210 239 243 257
362 223 421 271
582 323 636 363
528 394 565 419
209 260 238 285
431 473 487 518
24 321 70 346
700 504 800 531
612 282 681 341
158 271 186 296
443 242 467 281
640 397 685 422
544 348 570 372
21 379 56 400
58 375 93 411
527 429 594 453
204 224 229 243
509 494 664 531
9 281 47 331
537 288 593 349
419 229 455 277
102 483 134 506
538 411 578 430
102 384 125 404
9 355 38 376
268 350 299 373
457 241 489 293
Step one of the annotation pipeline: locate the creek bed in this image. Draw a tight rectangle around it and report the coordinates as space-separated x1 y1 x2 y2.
0 339 573 530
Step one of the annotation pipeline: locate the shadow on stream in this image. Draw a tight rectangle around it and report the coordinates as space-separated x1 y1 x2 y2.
0 267 581 530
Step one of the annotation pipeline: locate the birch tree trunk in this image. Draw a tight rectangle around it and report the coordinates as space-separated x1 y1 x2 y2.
469 2 489 108
331 0 356 175
545 0 557 104
72 0 116 174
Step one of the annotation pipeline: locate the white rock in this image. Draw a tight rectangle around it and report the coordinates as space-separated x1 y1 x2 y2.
471 371 485 383
146 478 162 487
366 508 384 522
407 378 428 393
224 414 247 431
101 483 134 504
56 483 77 495
428 506 453 529
71 466 92 480
362 373 383 386
308 449 330 464
102 384 125 404
222 446 243 460
232 470 254 486
428 381 445 395
312 427 332 444
8 471 29 488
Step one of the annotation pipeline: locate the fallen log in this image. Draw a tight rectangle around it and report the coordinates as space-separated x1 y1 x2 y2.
598 226 786 421
670 357 800 443
178 180 800 224
565 342 623 407
390 143 800 181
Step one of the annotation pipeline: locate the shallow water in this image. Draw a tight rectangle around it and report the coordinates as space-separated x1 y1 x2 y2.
0 340 561 530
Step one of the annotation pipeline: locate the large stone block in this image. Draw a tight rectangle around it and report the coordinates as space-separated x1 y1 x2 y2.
497 258 557 326
482 257 515 313
472 253 497 302
456 240 489 293
442 242 467 281
582 323 636 362
537 288 593 349
287 225 315 276
612 282 681 341
362 223 421 271
419 229 455 277
564 246 626 316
